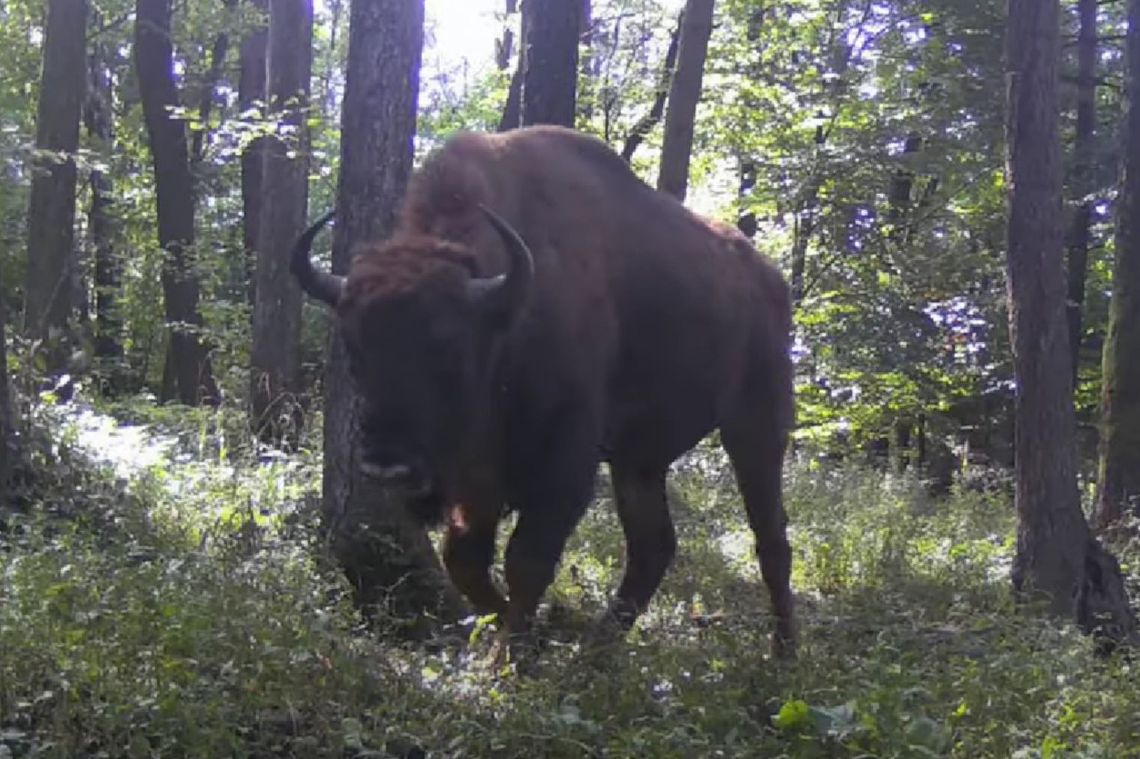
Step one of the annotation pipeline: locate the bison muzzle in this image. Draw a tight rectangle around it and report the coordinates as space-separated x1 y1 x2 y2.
292 125 797 656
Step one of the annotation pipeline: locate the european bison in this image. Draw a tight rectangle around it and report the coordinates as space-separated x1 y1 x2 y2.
292 125 796 654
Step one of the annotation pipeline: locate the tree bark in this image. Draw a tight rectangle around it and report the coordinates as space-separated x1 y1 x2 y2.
520 0 581 127
657 0 715 201
251 0 312 444
620 16 681 163
23 0 87 364
497 0 522 131
736 6 764 237
0 293 11 504
495 0 518 70
1006 0 1136 646
135 0 219 406
239 0 269 307
323 0 461 629
85 21 124 390
1098 0 1140 526
1067 0 1097 388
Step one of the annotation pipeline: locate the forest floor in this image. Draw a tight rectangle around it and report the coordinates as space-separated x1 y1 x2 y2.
2 396 1139 758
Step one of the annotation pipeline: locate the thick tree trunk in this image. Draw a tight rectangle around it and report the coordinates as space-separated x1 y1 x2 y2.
23 0 87 364
1098 0 1140 527
135 0 219 406
323 0 461 629
1067 0 1097 388
85 25 124 389
251 0 312 444
240 0 268 307
1006 0 1136 645
657 0 715 201
520 0 581 127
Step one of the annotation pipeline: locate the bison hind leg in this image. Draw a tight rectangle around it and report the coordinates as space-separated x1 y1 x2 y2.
720 414 797 658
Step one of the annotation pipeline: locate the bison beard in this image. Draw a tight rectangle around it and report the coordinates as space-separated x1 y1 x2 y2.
293 125 797 656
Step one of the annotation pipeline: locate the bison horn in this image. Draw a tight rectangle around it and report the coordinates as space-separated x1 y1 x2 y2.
290 210 344 306
468 204 535 321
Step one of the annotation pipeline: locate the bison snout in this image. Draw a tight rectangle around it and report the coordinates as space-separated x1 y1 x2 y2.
359 456 434 497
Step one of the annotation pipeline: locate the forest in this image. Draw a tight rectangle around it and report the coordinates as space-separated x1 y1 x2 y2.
2 0 1140 756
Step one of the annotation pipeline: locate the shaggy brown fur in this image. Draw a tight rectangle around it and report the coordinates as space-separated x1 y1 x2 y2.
301 125 796 654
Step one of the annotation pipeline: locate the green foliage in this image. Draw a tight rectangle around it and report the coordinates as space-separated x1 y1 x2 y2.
3 420 1138 758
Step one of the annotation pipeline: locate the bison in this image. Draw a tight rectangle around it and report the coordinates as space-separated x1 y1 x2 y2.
292 125 796 655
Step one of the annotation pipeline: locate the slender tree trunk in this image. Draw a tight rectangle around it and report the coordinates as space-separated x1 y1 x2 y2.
251 0 313 444
23 0 87 365
1067 0 1097 388
495 0 517 70
520 0 581 127
1006 0 1136 645
620 16 681 163
240 0 269 307
323 0 461 629
576 0 594 123
657 0 714 201
1098 0 1140 526
736 6 764 237
0 294 11 504
498 0 522 131
135 0 219 406
85 23 124 390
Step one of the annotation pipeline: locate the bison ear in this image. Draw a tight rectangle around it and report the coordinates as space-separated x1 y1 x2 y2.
466 205 534 326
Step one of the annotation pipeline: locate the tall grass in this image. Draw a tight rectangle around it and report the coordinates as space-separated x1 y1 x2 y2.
1 413 1137 757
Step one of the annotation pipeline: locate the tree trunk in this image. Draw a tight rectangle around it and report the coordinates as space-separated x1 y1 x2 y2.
85 22 124 391
23 0 87 366
1067 0 1097 388
656 0 715 201
620 16 681 163
323 0 461 630
576 0 593 123
251 0 312 444
1006 0 1136 646
497 0 522 131
0 294 11 504
520 0 581 127
1098 0 1140 527
135 0 219 406
239 0 269 307
495 0 517 71
736 6 764 237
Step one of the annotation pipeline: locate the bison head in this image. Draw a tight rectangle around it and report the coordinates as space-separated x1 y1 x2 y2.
290 206 534 498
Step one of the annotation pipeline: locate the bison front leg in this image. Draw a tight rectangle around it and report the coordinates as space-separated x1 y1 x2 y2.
502 458 598 641
441 507 507 617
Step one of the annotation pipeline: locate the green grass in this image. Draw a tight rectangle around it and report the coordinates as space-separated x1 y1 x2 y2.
2 412 1138 758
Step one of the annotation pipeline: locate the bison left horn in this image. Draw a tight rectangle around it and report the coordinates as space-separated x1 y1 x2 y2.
290 210 344 307
468 204 535 321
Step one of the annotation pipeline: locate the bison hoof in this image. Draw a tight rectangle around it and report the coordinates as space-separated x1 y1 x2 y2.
488 628 541 676
770 631 797 660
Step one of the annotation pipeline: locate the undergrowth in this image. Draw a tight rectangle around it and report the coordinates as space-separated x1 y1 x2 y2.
1 401 1138 758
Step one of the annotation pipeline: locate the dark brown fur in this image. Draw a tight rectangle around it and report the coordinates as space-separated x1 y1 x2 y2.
330 126 795 651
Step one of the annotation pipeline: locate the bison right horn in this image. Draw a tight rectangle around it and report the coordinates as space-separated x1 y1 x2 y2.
290 210 345 307
468 204 535 322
